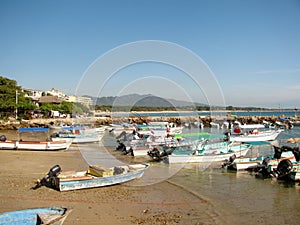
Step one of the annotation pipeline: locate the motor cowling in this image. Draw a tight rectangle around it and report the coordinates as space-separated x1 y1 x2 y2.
48 165 62 177
116 142 126 151
292 147 300 162
147 148 161 161
273 146 283 159
262 157 271 166
272 159 293 178
0 135 6 142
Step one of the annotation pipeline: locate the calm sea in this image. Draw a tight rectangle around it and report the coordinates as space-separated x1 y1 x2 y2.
101 126 300 224
2 118 300 224
111 110 298 118
164 127 300 224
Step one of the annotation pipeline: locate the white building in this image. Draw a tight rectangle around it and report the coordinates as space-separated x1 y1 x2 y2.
47 88 67 99
23 88 43 101
67 95 93 108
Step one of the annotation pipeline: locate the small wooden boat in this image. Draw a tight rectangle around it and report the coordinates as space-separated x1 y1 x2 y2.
0 128 71 151
35 164 150 191
0 206 70 225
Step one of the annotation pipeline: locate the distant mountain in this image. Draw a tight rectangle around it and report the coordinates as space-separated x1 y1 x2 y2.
86 94 206 107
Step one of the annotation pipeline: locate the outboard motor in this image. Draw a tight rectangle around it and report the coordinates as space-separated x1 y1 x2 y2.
47 165 62 178
223 131 231 142
148 147 173 161
116 131 128 141
159 148 173 159
147 148 161 161
262 157 271 166
123 147 134 156
32 165 61 190
0 135 6 142
116 142 126 152
229 154 237 163
281 145 294 152
250 157 272 177
292 147 300 162
273 146 283 159
222 154 236 168
271 159 293 179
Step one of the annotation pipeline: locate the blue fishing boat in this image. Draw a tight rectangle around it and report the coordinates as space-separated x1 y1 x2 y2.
0 206 70 225
34 164 150 191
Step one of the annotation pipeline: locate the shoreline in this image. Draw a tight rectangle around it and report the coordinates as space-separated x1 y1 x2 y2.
0 145 226 224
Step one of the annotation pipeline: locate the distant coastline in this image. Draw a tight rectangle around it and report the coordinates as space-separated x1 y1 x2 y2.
0 109 298 130
101 109 298 118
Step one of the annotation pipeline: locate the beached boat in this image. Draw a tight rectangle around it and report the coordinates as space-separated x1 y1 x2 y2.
0 206 71 225
167 141 252 164
0 128 71 151
35 164 150 191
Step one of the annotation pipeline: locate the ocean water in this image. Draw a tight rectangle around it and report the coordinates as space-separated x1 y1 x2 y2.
101 126 300 224
111 110 298 118
2 122 300 224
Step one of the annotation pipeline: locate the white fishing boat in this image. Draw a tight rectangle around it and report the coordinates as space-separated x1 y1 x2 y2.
228 130 282 142
225 151 295 171
0 128 71 151
227 122 283 142
167 141 252 164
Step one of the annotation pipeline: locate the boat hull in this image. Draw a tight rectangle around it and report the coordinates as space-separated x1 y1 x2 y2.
0 140 71 151
229 131 281 142
168 147 250 164
52 136 101 144
57 164 149 191
0 206 70 225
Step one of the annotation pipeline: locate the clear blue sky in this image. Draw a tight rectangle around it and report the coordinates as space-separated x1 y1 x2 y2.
1 0 300 108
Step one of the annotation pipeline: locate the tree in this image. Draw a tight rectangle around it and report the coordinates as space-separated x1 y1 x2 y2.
0 76 37 119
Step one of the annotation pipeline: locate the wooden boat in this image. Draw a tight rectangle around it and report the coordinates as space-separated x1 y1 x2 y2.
35 164 150 191
0 206 70 225
167 141 252 164
0 128 71 151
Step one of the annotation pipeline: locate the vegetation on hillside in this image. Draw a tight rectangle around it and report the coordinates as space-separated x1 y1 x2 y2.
0 76 89 119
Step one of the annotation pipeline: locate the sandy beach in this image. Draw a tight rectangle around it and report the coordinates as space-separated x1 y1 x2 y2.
0 145 224 225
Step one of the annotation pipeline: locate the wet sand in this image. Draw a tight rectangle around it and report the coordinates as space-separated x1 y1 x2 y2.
0 146 225 225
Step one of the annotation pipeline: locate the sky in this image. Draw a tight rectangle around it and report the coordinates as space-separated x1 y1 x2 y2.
0 0 300 108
